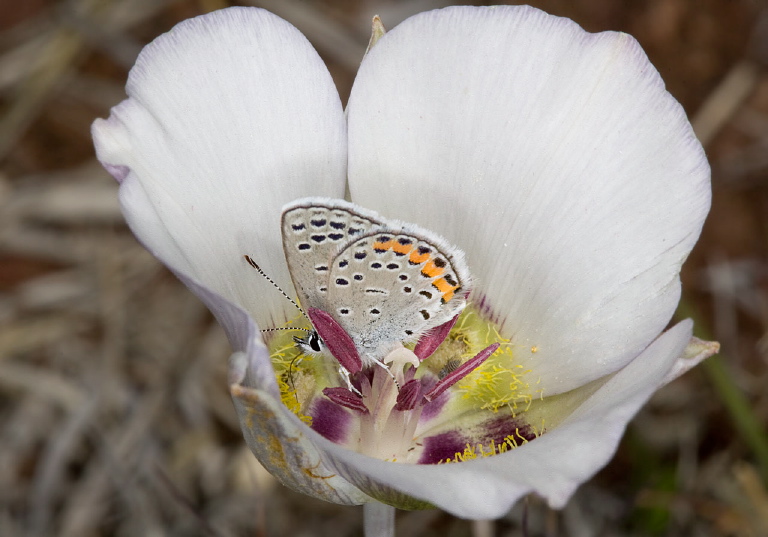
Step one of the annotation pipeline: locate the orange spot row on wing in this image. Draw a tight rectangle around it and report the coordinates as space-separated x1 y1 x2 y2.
409 249 429 264
433 278 459 302
372 237 460 302
392 241 413 255
374 238 421 258
421 259 445 279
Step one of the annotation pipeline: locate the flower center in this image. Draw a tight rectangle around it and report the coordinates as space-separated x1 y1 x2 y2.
266 306 542 463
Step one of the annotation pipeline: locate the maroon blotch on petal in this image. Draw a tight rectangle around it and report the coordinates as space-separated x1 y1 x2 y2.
413 374 449 422
418 430 467 465
307 308 362 373
309 398 353 443
394 379 422 411
323 387 369 414
423 343 499 402
420 388 450 422
414 315 459 361
418 415 536 464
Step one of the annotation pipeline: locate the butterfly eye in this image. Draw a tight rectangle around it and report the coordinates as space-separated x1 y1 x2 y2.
310 332 323 352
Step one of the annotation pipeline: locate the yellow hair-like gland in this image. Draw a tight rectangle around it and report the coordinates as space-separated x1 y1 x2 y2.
266 319 317 425
438 425 543 464
446 307 536 415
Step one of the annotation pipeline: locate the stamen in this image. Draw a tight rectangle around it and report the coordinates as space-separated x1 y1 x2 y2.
323 387 369 414
306 308 362 373
424 343 499 402
413 314 459 360
394 379 422 411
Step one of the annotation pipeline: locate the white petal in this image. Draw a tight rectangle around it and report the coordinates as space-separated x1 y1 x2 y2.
184 269 370 504
347 6 710 394
93 7 346 329
230 352 372 504
661 336 719 385
314 320 693 518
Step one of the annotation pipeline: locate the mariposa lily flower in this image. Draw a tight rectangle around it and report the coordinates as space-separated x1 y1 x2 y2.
92 4 718 524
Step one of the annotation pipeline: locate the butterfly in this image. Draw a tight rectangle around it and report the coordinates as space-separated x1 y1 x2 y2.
279 198 471 377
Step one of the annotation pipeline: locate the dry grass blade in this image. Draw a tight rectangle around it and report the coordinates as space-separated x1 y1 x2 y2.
691 60 760 146
0 0 174 161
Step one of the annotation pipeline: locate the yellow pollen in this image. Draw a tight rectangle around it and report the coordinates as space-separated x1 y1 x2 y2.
448 308 538 415
438 425 543 463
265 314 323 425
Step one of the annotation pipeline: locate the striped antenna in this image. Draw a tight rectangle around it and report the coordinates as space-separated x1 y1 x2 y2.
261 327 310 333
244 255 314 404
243 255 307 320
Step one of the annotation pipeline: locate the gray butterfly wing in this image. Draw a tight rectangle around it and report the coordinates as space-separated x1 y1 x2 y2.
281 198 384 313
326 229 471 363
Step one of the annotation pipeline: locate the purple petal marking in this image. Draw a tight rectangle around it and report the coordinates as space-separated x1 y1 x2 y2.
394 379 422 411
99 162 130 183
307 308 362 373
309 397 353 443
414 315 459 361
418 430 467 465
424 343 500 402
323 387 369 414
420 385 450 422
418 415 536 465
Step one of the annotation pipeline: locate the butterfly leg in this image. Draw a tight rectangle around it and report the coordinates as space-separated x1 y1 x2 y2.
338 365 363 396
371 359 400 390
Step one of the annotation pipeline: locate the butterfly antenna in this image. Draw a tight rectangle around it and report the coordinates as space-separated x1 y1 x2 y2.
261 327 310 333
243 255 308 319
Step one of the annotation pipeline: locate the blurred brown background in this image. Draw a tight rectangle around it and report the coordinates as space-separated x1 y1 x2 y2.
1 0 767 535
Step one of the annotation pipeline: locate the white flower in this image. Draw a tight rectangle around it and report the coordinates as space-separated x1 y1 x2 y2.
92 6 717 518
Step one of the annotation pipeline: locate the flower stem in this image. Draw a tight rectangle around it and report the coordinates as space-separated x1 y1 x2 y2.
363 502 395 537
